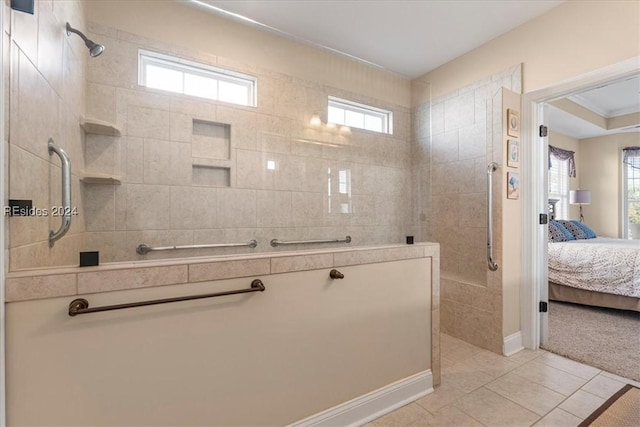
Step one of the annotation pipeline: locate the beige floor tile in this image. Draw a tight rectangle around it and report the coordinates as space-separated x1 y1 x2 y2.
442 360 495 393
558 390 606 419
415 383 466 414
513 360 588 396
424 405 484 427
532 408 582 427
485 372 566 416
453 387 540 427
600 370 640 388
580 373 626 400
471 350 521 378
506 348 545 366
373 402 433 427
535 352 601 380
440 356 458 370
441 335 484 364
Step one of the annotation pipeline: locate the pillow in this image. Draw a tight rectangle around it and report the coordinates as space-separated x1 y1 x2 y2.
557 220 587 239
549 221 574 242
570 220 597 239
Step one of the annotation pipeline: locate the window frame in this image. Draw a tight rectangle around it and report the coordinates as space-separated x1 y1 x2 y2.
138 49 257 107
623 151 640 238
548 156 570 220
327 96 393 134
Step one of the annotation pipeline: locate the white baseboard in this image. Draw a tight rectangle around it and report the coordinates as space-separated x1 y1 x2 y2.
289 371 433 427
503 331 524 356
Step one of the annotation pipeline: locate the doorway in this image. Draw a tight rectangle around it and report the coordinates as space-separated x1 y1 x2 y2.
521 57 640 351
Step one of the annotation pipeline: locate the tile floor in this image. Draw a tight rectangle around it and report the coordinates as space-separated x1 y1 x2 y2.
368 334 640 426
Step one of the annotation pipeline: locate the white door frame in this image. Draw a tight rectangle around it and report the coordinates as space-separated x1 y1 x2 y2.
0 0 6 423
521 57 640 350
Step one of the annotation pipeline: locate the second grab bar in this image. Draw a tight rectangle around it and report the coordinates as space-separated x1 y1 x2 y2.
271 236 351 247
137 240 258 255
486 162 499 271
48 138 72 247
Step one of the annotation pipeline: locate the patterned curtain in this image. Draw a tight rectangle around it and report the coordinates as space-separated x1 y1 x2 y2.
622 146 640 169
549 145 576 178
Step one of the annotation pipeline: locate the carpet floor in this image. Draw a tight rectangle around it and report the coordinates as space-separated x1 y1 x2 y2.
542 301 640 382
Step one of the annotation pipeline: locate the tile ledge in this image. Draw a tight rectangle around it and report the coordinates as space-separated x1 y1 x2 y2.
8 243 438 278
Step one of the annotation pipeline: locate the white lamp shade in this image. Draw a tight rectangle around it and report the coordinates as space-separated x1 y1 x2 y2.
570 190 591 204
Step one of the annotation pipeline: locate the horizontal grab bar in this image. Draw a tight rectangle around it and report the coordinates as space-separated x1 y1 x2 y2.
136 240 258 255
68 279 266 316
270 235 351 247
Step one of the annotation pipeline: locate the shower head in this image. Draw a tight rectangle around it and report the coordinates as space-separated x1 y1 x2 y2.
66 23 105 58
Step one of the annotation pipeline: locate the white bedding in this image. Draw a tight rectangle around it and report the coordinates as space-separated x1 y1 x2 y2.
548 238 640 298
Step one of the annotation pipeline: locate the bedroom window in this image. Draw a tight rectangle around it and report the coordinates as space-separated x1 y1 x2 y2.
623 147 640 238
327 97 393 134
548 156 570 220
138 49 257 107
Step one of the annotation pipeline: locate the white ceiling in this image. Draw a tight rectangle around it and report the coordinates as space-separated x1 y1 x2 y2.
186 0 637 141
548 75 640 139
190 0 563 79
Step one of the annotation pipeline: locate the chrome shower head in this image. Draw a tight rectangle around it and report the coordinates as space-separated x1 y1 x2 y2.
66 23 105 58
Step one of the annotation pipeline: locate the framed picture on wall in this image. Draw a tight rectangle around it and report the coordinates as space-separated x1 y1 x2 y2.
507 139 519 168
507 109 520 138
507 172 519 200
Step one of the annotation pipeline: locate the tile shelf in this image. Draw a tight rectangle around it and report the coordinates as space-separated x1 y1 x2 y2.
80 117 121 136
80 173 122 185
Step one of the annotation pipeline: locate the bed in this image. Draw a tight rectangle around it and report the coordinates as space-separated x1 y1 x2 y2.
548 237 640 312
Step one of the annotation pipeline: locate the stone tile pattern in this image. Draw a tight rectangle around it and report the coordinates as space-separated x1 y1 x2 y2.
8 1 88 270
413 66 522 353
370 334 635 427
65 22 415 267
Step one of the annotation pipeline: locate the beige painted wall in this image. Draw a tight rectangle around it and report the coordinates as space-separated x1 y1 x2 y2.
548 131 581 220
579 133 640 237
502 89 521 338
6 258 432 425
84 0 410 108
415 1 640 100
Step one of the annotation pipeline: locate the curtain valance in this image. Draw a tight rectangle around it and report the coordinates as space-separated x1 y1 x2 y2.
623 146 640 169
549 145 576 178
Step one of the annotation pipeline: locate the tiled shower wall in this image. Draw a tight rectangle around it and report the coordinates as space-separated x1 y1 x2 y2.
7 1 87 271
79 23 414 264
413 65 522 352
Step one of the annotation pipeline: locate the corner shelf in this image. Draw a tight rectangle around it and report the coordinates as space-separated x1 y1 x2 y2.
80 117 121 136
80 173 122 185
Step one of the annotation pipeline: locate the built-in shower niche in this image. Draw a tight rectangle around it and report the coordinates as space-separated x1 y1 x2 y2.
191 119 231 187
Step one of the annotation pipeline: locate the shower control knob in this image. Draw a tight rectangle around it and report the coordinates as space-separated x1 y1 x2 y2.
329 269 344 279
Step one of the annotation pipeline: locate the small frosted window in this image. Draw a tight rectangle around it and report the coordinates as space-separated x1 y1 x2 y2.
184 74 217 100
146 65 183 93
345 110 365 128
328 105 344 124
139 49 256 107
364 115 383 133
219 80 250 105
327 96 392 134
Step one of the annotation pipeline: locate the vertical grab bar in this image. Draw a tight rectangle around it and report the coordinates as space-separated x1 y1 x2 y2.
487 162 499 271
48 138 72 247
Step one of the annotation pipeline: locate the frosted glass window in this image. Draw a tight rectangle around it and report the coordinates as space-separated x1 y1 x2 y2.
327 96 392 134
139 49 256 107
364 115 383 133
624 152 640 238
219 80 249 105
146 65 183 93
345 110 365 128
184 74 217 100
